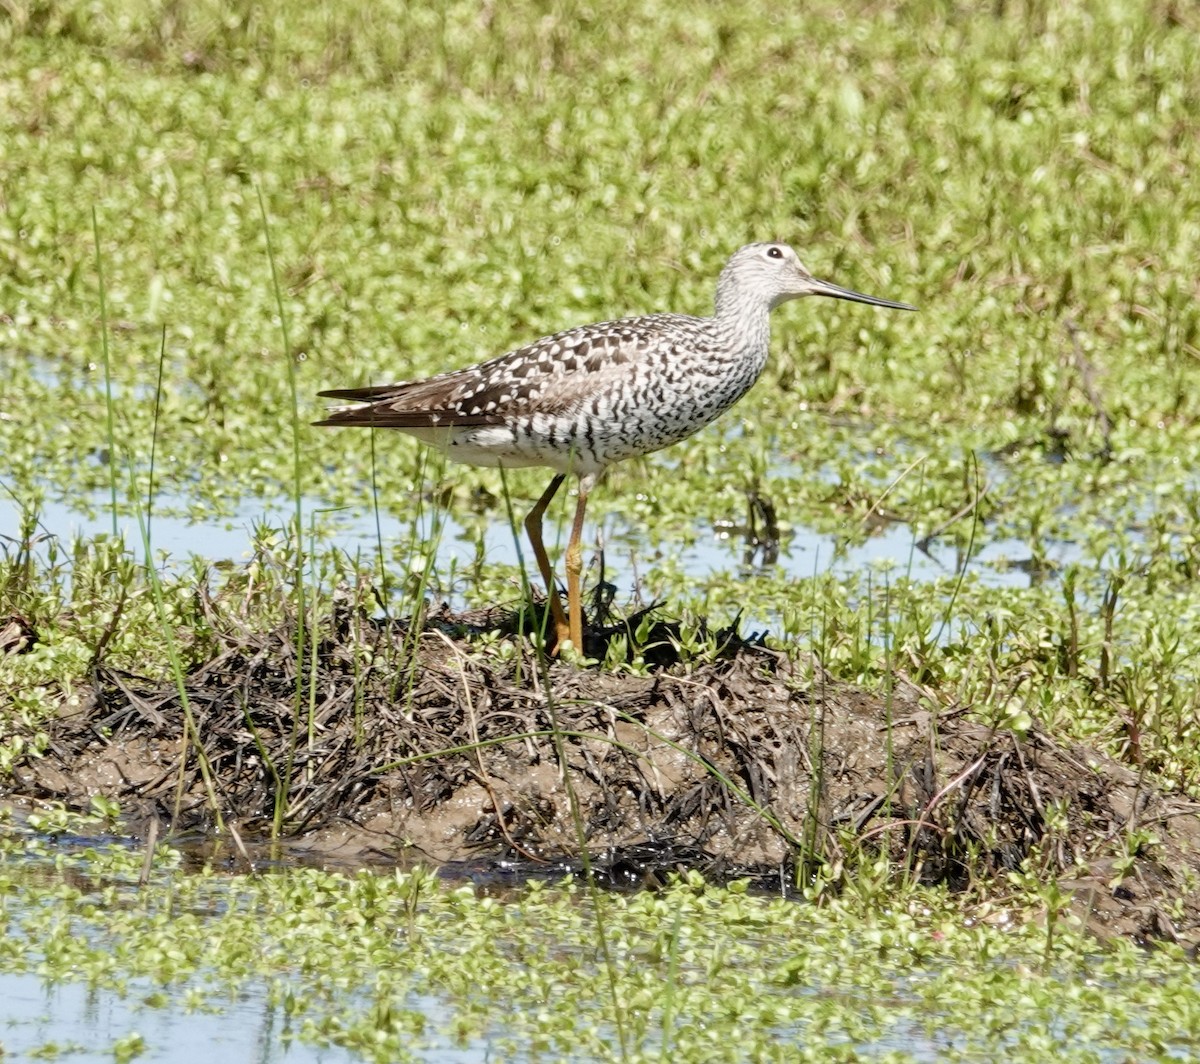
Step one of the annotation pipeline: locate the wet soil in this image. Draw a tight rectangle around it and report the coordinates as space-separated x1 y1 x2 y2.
6 601 1200 946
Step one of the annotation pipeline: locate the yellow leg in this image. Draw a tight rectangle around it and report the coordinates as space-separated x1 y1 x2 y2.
523 474 570 646
564 476 593 649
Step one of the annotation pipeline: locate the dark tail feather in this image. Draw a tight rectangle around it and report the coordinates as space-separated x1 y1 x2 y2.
312 406 442 429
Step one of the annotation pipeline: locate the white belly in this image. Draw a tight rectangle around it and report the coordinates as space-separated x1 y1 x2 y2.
400 424 607 475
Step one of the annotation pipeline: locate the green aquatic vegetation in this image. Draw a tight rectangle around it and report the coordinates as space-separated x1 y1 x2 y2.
1 837 1199 1062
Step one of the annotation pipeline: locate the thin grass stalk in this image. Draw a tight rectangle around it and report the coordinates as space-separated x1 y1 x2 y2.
797 546 828 886
390 448 449 709
91 208 119 539
881 571 905 887
256 184 308 838
368 427 391 616
497 466 533 686
804 595 829 883
348 548 369 748
129 324 223 830
934 449 983 647
305 514 324 757
147 325 167 548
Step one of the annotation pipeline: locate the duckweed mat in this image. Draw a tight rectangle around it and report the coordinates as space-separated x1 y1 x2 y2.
9 602 1200 947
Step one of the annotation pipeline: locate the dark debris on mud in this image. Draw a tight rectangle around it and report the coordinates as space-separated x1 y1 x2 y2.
8 599 1200 946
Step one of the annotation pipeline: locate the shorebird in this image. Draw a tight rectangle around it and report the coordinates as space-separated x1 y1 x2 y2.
315 242 914 651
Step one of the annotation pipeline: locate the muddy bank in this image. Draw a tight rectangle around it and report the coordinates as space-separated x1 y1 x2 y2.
8 601 1200 945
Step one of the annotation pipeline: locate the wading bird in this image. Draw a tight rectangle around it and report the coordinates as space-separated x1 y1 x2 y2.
315 242 914 650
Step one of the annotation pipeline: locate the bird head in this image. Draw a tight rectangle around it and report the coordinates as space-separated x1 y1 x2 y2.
720 242 916 313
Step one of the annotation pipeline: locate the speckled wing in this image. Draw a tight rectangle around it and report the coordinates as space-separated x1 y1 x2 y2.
314 314 693 430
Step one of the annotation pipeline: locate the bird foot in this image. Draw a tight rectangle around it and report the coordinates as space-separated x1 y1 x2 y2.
553 623 574 656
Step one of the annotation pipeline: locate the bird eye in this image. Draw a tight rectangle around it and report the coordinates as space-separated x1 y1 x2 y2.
766 246 783 259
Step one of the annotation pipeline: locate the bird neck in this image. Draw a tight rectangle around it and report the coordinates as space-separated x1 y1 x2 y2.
713 285 773 373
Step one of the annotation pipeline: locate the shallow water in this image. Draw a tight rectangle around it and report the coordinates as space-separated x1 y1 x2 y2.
0 969 350 1063
0 488 1047 599
0 967 495 1064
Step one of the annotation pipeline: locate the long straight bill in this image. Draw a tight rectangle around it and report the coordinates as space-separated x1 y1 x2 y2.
807 277 917 311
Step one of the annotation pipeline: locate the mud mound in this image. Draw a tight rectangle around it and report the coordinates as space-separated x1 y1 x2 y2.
9 602 1200 945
